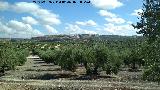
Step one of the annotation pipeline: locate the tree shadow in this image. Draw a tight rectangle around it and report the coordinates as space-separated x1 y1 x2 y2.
41 64 54 66
25 68 61 71
34 61 45 64
33 59 43 61
0 73 5 77
71 74 116 80
26 73 78 80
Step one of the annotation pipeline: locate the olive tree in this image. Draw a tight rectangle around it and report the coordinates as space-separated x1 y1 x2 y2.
133 0 160 83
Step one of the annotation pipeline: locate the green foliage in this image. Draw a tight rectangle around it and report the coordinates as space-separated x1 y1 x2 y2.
31 49 38 56
142 40 160 82
0 42 29 73
133 0 160 83
82 46 95 75
0 36 146 79
107 50 122 74
133 0 160 42
143 64 160 83
0 49 16 70
37 43 123 75
92 45 110 75
124 47 144 71
57 47 77 71
40 50 54 63
28 37 145 77
15 49 29 66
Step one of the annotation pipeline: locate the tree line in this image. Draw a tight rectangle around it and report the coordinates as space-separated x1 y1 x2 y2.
0 42 29 74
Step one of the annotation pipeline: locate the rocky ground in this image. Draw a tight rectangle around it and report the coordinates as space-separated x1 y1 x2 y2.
0 55 160 90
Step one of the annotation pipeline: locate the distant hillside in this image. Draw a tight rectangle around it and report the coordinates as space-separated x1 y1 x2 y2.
0 34 143 42
31 34 143 42
0 38 30 42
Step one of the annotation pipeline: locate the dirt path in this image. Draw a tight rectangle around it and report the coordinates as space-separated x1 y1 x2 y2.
0 55 160 90
0 55 61 81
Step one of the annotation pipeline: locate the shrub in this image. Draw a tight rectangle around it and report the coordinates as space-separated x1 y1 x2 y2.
0 45 29 73
57 47 77 71
143 64 160 84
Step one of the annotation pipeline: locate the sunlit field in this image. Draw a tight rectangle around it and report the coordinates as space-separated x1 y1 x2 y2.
1 0 160 90
0 35 160 90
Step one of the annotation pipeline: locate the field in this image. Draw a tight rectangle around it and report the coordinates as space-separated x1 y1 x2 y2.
1 0 160 89
0 55 159 90
0 35 160 90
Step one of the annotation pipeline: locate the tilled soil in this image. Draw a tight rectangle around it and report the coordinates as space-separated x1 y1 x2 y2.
0 55 159 90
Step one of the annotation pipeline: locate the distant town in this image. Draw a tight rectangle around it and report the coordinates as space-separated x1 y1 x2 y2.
0 34 141 42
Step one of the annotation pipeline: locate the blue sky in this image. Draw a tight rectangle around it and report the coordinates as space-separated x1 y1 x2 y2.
0 0 143 38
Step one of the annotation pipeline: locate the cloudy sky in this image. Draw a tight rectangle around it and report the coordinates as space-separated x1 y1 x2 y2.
0 0 143 38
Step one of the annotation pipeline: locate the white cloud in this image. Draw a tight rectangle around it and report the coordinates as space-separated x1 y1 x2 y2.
65 24 97 34
22 16 38 25
0 1 61 25
8 20 43 36
98 10 126 24
0 21 12 34
0 20 43 38
76 20 97 26
127 21 133 24
104 23 135 35
8 20 27 31
131 9 143 16
91 0 123 9
12 2 61 25
0 1 61 38
99 10 117 18
11 2 39 13
0 1 9 10
105 17 125 24
97 8 137 35
98 9 133 35
41 17 60 25
44 25 58 34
